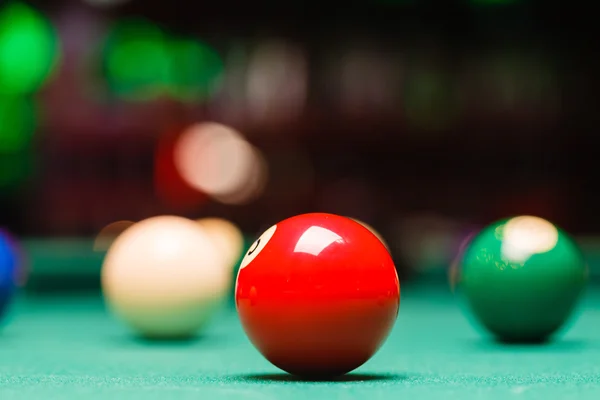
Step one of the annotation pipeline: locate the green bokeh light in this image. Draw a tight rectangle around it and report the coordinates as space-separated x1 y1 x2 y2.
0 2 58 95
168 37 223 101
104 18 171 101
103 19 223 102
0 94 37 153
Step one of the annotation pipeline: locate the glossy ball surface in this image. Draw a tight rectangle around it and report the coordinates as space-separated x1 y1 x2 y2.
235 213 400 377
458 216 587 342
102 216 230 339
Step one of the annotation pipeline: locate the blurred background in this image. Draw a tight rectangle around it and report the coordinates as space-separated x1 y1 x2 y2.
1 0 598 293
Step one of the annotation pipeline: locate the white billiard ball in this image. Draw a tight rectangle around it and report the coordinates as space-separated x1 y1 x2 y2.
101 215 230 338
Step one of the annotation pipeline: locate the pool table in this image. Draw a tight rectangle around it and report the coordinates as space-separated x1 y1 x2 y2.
1 280 599 399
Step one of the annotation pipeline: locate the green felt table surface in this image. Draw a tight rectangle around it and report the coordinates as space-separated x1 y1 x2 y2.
1 284 600 399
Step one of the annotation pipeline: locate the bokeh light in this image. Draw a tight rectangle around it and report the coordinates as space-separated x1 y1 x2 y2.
211 145 268 205
0 0 593 292
103 18 223 102
103 18 171 100
168 37 223 102
245 40 307 123
0 2 58 95
174 122 268 205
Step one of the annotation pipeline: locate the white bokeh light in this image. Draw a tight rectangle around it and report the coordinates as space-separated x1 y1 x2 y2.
245 39 307 122
174 122 267 204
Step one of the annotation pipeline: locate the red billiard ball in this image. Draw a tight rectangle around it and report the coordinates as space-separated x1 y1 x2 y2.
235 213 400 378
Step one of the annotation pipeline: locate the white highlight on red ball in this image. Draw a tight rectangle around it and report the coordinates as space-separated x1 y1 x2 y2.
293 226 343 256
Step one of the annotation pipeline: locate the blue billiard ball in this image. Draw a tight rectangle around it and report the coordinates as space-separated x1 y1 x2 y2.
0 230 18 319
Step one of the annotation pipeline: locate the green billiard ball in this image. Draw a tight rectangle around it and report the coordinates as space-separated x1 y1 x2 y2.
457 215 587 342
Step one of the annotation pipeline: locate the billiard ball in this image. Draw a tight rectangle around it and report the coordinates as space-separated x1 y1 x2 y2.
0 229 18 320
101 215 230 339
235 213 400 377
457 215 587 342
